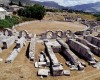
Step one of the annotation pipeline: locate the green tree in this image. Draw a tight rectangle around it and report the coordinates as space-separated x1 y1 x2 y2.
18 1 23 7
94 14 100 21
33 4 46 20
9 1 13 5
18 4 46 20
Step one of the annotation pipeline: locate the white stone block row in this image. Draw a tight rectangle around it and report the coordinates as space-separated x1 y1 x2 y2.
6 37 26 63
45 42 63 76
29 34 36 61
15 37 26 49
84 35 100 47
6 49 19 63
57 39 79 65
77 38 100 56
68 39 96 64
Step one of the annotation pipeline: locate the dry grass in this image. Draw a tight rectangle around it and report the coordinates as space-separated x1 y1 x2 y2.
43 12 96 21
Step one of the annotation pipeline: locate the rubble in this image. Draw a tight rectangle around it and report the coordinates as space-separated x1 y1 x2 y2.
63 70 70 76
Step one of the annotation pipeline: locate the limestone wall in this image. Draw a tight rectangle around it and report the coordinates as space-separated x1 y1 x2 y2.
68 39 95 62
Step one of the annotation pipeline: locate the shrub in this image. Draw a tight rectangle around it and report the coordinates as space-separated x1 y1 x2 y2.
0 16 21 29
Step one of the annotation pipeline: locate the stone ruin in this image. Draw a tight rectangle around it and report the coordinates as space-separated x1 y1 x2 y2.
76 37 100 56
68 39 96 64
29 34 36 61
39 30 75 40
6 37 26 63
45 41 64 76
3 28 13 36
0 24 100 78
57 38 84 70
2 36 16 49
19 30 31 41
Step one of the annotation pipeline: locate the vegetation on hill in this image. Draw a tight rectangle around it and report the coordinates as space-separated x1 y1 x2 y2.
9 1 23 7
18 4 46 20
94 14 100 21
0 16 21 29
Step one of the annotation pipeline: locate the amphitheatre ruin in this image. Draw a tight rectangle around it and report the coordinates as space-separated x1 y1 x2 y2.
0 18 100 80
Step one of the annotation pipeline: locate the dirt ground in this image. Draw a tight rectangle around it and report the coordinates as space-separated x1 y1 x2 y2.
0 42 100 80
16 20 86 35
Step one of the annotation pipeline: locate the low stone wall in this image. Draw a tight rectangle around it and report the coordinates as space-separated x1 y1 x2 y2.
84 35 100 47
57 39 79 66
68 39 95 62
29 34 36 61
6 37 26 63
45 42 63 76
77 38 100 56
15 37 26 49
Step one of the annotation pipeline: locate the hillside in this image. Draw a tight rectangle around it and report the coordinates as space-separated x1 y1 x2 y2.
11 0 64 8
70 2 100 13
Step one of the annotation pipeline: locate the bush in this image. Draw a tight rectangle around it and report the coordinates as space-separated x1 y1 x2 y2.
0 16 21 29
18 4 46 20
93 14 100 21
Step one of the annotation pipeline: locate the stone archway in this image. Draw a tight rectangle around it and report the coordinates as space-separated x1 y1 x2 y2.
56 31 63 38
46 31 54 39
19 30 30 39
66 30 72 36
3 28 13 36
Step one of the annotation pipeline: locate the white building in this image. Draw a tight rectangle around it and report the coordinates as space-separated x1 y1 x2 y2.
0 7 7 19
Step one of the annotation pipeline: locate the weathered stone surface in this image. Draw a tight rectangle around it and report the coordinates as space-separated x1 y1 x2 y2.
57 39 78 65
19 30 31 41
57 38 84 70
41 51 50 66
84 35 100 47
3 28 13 36
2 36 16 49
29 34 36 61
39 53 45 62
68 39 96 63
40 30 74 39
77 38 100 56
63 70 70 76
0 36 10 47
6 49 19 63
38 69 50 76
45 42 63 76
46 40 61 53
35 62 47 68
6 37 26 63
15 37 26 49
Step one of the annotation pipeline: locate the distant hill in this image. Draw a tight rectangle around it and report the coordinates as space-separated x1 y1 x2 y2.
11 0 100 13
70 2 100 13
11 0 64 8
